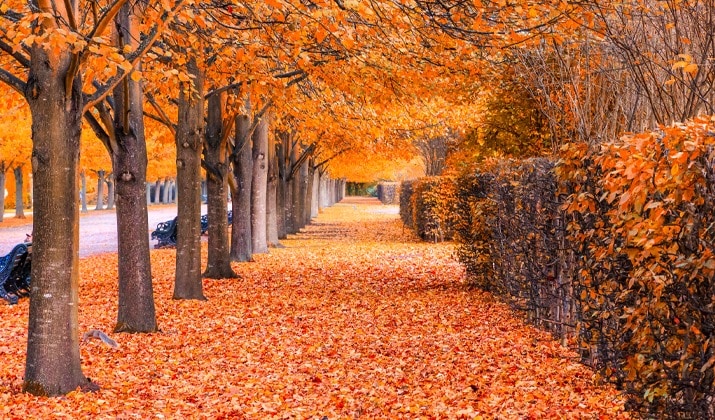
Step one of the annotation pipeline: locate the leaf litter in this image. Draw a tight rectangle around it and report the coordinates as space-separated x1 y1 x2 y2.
0 197 628 418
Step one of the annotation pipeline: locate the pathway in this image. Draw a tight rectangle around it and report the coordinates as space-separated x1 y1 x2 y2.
0 197 628 418
0 204 205 256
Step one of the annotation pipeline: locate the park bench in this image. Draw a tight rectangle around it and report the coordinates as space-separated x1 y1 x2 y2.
0 243 32 305
151 211 233 248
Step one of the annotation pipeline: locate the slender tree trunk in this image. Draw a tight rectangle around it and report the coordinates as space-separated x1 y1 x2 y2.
289 147 300 234
153 179 161 204
23 43 88 396
174 57 206 299
230 115 253 262
80 170 88 213
203 92 237 279
13 166 25 218
111 4 157 333
293 160 308 230
0 165 5 222
304 161 314 225
266 132 280 247
95 169 105 210
251 118 269 253
275 136 287 239
311 169 320 218
145 182 151 205
105 174 115 210
162 177 170 204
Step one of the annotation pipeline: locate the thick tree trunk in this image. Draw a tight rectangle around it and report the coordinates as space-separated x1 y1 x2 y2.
266 133 280 247
23 44 88 396
105 174 115 210
251 118 269 253
111 5 157 333
0 166 5 222
13 166 24 218
174 57 206 299
80 170 88 213
203 92 237 279
95 169 105 210
230 115 253 262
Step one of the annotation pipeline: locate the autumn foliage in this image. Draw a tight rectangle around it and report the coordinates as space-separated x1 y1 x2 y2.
400 177 457 242
404 117 715 417
0 199 627 417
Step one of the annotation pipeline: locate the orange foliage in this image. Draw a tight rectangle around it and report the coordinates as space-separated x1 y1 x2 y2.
0 199 628 417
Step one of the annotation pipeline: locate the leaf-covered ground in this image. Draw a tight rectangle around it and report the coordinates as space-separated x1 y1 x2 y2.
0 197 629 418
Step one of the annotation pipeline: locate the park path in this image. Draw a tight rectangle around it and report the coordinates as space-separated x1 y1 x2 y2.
0 197 628 418
0 204 204 256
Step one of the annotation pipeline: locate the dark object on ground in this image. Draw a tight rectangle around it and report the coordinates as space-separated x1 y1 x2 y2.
152 211 233 248
0 243 32 305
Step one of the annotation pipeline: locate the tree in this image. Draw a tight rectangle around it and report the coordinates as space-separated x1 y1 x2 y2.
0 0 182 395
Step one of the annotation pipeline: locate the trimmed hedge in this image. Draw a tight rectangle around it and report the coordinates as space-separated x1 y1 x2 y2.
401 117 715 418
376 182 400 204
400 177 456 242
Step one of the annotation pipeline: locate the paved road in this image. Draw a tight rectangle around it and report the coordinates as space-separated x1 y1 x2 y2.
0 205 207 257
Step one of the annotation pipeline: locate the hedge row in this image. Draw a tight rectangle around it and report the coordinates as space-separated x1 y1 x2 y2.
400 177 456 242
376 182 400 204
401 117 715 418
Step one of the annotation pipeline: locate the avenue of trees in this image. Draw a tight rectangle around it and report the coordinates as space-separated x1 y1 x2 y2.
0 0 713 400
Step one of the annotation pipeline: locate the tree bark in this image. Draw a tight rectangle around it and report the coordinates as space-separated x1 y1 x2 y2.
95 169 105 210
80 170 88 213
251 118 269 253
153 179 161 204
161 177 170 204
0 164 5 222
288 144 300 234
203 92 237 279
105 174 115 210
230 115 253 262
266 132 280 247
111 4 157 333
23 42 88 396
311 168 320 219
275 134 287 239
13 166 25 218
174 56 206 299
304 161 314 225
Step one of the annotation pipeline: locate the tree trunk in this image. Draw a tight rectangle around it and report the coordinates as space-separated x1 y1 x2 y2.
111 4 157 333
304 161 314 225
203 92 237 279
0 164 5 222
293 160 308 231
80 170 88 213
105 174 115 210
251 118 269 253
266 132 280 247
95 169 105 210
174 57 206 299
275 135 287 239
288 146 300 234
13 166 25 218
23 43 88 396
145 182 151 205
153 179 161 204
162 177 170 204
311 169 320 219
230 115 253 262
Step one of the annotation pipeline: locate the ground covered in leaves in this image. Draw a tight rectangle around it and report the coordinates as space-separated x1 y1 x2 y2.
0 197 629 418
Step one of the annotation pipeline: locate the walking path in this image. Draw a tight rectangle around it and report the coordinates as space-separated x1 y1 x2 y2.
0 204 203 256
0 197 628 418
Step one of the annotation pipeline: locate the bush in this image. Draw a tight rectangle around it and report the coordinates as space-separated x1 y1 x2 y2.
376 182 400 204
400 177 457 242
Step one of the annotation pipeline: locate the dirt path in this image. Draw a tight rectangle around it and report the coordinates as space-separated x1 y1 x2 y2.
0 197 628 418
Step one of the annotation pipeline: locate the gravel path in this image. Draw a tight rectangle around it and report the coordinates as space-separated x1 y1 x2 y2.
0 205 207 257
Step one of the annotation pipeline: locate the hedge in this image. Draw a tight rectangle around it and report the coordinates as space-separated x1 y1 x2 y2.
401 116 715 418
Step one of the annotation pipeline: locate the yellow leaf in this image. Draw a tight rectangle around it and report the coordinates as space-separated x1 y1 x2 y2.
130 71 142 82
684 63 698 75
